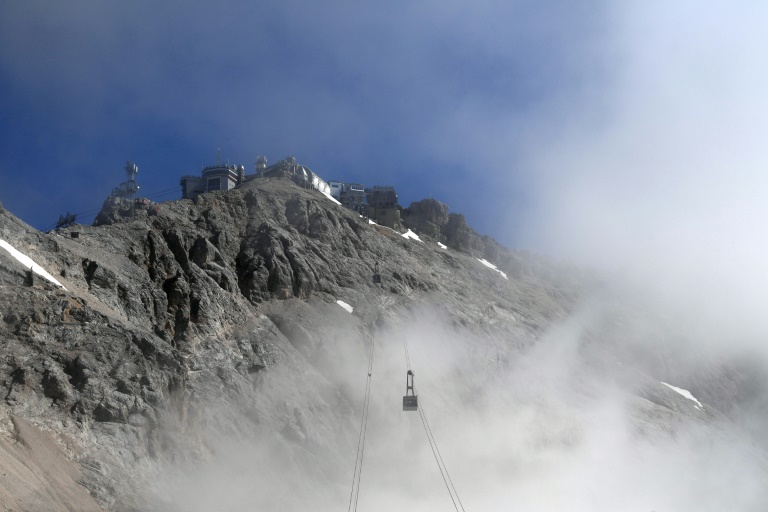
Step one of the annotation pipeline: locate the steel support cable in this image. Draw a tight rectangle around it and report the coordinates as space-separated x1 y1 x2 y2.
145 185 181 196
347 331 376 512
348 371 371 512
418 404 459 511
404 333 466 511
143 192 177 201
352 378 372 512
353 333 376 512
403 333 412 372
144 187 182 199
44 205 102 231
46 185 181 231
419 401 467 512
70 206 103 217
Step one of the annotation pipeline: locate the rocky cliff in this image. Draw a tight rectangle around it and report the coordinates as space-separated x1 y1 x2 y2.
0 177 766 511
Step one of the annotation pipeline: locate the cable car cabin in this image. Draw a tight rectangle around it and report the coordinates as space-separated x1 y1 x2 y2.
403 370 418 411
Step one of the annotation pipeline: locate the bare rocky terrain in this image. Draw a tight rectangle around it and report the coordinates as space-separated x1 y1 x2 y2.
0 176 766 511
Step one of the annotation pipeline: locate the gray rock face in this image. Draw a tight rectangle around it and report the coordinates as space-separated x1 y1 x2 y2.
402 198 519 264
402 198 449 240
0 176 766 510
443 212 484 254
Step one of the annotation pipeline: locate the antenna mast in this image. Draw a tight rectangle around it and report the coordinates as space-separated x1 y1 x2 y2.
109 161 140 218
256 155 267 177
124 161 139 217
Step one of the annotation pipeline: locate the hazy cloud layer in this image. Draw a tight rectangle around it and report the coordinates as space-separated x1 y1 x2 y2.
153 306 768 511
507 2 768 355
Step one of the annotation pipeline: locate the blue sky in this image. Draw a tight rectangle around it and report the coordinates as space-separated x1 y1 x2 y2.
0 1 606 244
2 0 768 275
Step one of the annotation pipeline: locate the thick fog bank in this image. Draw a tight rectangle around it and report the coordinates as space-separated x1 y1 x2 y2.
150 300 768 511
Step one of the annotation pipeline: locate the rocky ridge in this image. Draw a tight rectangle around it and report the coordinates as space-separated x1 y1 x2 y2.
0 177 765 510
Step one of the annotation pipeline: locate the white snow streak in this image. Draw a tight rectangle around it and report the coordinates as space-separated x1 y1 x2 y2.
477 258 498 270
321 191 342 205
661 382 703 409
0 239 66 289
437 242 447 249
401 229 422 242
476 258 508 280
336 300 354 313
368 219 377 225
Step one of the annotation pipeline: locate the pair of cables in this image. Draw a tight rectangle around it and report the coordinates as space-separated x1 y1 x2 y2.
418 400 467 512
347 331 376 512
404 334 467 512
347 330 468 512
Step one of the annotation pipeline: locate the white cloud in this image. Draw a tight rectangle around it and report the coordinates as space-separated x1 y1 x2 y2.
513 1 768 354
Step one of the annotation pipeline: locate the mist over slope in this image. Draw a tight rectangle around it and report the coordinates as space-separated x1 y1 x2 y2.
0 177 766 511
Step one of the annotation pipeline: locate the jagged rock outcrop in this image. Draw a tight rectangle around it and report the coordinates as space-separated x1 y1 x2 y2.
401 198 449 240
402 199 513 262
94 196 160 227
443 212 485 254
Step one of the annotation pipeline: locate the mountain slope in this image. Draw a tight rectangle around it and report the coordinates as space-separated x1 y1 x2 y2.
0 177 765 511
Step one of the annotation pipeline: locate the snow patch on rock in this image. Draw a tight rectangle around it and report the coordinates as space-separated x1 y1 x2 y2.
661 382 703 409
321 191 341 205
401 229 422 242
336 300 353 313
437 242 447 249
476 258 508 280
0 239 66 290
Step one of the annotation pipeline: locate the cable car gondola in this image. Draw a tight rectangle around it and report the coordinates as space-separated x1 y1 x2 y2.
403 370 418 411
